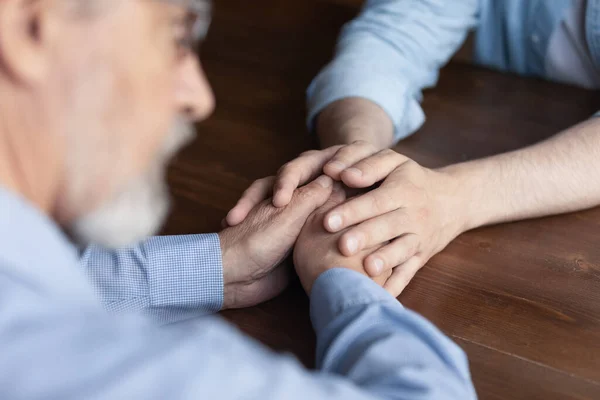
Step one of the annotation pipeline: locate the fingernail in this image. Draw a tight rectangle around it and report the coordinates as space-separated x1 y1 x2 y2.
327 161 346 171
345 168 363 177
328 214 343 231
372 258 384 275
346 237 358 254
316 175 332 188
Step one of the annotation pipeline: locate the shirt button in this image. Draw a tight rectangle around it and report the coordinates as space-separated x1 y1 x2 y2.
531 33 540 44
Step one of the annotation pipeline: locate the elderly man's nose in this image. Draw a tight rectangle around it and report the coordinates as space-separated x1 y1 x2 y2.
176 56 215 121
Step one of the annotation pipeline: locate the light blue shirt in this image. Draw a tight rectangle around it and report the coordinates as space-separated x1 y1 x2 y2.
0 186 476 399
307 0 600 143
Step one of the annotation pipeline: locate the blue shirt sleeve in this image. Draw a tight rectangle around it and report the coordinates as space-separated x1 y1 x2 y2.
1 259 476 399
2 184 477 398
79 233 224 324
307 0 480 143
310 268 476 399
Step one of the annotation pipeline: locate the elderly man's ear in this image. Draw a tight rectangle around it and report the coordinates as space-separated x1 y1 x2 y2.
0 0 59 84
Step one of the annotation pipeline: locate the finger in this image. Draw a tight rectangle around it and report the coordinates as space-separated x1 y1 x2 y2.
285 175 335 223
273 146 342 208
341 149 409 188
323 140 378 180
363 234 420 276
383 256 424 298
324 186 401 233
252 262 292 299
338 209 414 256
226 177 275 226
221 218 229 229
225 264 292 309
324 181 348 204
372 267 394 287
239 176 334 270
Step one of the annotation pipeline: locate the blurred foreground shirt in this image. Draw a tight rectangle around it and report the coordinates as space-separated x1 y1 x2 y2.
0 186 476 399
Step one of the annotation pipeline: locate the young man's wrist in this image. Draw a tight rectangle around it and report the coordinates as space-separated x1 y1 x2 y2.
315 98 394 149
440 161 498 232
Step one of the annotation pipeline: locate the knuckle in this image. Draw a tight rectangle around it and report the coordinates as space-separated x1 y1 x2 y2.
273 180 288 193
407 255 424 273
274 175 290 188
379 148 396 158
383 268 393 281
297 185 319 201
415 206 431 222
241 186 253 197
412 236 424 254
414 255 425 266
358 158 377 175
358 221 381 245
332 147 352 161
361 141 378 153
403 160 423 176
256 176 273 186
243 180 261 196
342 202 358 219
299 149 319 158
406 159 420 170
248 179 262 189
393 210 410 227
371 192 395 213
404 240 418 259
412 242 422 257
381 222 398 243
277 163 293 175
384 242 403 262
328 144 345 153
351 140 370 148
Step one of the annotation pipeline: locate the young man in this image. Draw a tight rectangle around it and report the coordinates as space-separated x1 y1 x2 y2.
228 0 600 296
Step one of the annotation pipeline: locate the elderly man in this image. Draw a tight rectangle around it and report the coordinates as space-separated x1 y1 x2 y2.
228 0 600 296
0 0 476 398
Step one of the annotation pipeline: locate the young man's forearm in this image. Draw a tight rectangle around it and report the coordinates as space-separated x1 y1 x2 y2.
316 98 395 149
444 117 600 231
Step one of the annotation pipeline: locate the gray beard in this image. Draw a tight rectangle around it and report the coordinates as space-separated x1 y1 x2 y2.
69 118 195 249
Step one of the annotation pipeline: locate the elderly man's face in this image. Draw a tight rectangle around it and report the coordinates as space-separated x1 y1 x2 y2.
44 0 214 247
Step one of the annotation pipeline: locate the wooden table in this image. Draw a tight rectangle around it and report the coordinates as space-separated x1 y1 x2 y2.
163 1 600 398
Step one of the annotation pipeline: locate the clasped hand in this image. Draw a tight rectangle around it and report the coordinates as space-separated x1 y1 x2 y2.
223 141 469 305
219 174 390 309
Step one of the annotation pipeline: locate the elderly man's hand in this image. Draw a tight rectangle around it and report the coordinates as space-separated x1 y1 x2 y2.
224 145 344 225
293 184 392 295
218 175 333 309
